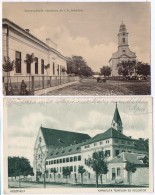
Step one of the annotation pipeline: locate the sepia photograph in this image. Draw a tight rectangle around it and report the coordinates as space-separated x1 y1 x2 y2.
3 97 153 193
2 2 151 96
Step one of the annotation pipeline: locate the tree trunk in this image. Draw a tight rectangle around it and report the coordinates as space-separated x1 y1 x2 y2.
81 173 83 185
128 171 131 186
100 174 103 186
96 173 98 188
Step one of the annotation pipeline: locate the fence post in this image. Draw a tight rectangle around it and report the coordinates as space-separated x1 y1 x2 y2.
32 76 34 95
42 76 44 89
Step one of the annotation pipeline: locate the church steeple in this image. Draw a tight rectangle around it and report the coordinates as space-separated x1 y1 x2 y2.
118 22 129 48
111 102 123 133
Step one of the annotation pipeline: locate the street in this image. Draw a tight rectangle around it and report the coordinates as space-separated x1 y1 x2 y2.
46 78 151 96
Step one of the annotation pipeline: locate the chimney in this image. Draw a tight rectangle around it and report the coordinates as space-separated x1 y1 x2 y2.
25 29 30 33
129 136 132 139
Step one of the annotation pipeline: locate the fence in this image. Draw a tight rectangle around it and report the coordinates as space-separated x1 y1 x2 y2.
3 75 79 95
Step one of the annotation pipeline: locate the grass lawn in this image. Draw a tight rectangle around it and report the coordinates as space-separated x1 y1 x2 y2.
46 78 151 95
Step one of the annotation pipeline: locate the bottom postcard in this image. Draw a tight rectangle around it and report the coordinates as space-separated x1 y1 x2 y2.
3 97 153 193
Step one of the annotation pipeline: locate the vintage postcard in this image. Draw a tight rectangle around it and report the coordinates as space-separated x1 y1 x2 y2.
2 2 151 96
3 97 153 193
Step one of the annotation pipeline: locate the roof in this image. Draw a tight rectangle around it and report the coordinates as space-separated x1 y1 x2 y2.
2 18 67 61
112 103 122 124
47 142 83 159
109 152 144 165
41 127 91 148
83 127 131 145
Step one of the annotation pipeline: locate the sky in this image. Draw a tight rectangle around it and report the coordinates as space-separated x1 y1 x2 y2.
2 2 150 72
5 98 152 166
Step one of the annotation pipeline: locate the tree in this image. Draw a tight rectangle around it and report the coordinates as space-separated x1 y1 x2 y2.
44 64 50 75
78 165 86 185
62 167 71 183
125 162 137 185
51 168 57 182
136 61 150 77
3 56 15 95
24 53 36 74
117 60 136 77
87 152 108 188
67 56 93 76
100 66 112 77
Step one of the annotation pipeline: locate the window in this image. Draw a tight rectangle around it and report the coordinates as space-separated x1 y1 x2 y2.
60 159 62 163
94 143 97 146
122 50 126 53
127 141 131 145
122 38 125 43
66 158 69 162
57 159 59 164
53 62 55 75
70 166 73 172
74 156 77 161
121 141 125 144
100 142 103 145
57 65 59 75
63 158 65 163
54 160 56 164
70 157 73 162
115 139 119 143
46 161 48 165
74 166 76 172
105 150 110 157
106 140 109 144
51 160 53 164
117 168 121 176
115 150 119 156
41 59 44 74
78 155 81 161
15 51 21 73
84 145 90 149
128 151 131 153
35 57 38 74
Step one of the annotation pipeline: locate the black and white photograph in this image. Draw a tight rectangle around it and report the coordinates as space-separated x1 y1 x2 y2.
3 97 153 193
2 2 151 96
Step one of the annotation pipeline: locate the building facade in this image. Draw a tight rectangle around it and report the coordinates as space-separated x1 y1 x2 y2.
2 18 67 77
109 22 137 77
33 104 148 185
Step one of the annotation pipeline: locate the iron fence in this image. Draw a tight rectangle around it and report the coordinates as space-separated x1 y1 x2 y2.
3 75 79 95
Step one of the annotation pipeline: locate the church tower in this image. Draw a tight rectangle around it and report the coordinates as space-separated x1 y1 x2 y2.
109 22 136 77
118 22 129 49
111 103 123 133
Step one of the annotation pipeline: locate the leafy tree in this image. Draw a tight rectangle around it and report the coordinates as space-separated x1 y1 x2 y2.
117 61 136 77
136 61 150 77
67 56 93 76
100 66 112 77
24 53 36 74
78 165 86 185
8 156 33 178
44 64 50 75
62 167 71 183
125 162 136 185
51 168 57 182
3 56 15 95
87 152 108 188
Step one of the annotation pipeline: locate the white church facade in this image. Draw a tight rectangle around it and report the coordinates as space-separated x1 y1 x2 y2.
109 22 137 77
33 104 149 185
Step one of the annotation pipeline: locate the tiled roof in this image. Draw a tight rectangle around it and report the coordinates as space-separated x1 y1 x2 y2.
47 142 83 159
109 152 144 165
83 127 131 145
41 127 91 148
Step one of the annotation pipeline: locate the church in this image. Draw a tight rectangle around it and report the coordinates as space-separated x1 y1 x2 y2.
109 22 137 77
33 103 148 185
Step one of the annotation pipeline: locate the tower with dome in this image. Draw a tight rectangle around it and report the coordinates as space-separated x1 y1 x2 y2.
109 22 137 77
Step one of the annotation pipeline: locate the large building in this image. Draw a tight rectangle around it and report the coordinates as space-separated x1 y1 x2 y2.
33 104 148 185
2 18 67 77
109 22 137 77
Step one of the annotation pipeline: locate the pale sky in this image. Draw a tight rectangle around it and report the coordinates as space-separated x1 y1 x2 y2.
6 98 151 165
3 2 150 71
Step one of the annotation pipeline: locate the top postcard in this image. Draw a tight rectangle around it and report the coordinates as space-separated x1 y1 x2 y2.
2 2 151 96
